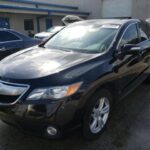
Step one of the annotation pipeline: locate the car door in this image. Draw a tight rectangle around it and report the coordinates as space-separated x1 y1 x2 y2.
0 31 23 60
114 23 146 95
136 21 150 78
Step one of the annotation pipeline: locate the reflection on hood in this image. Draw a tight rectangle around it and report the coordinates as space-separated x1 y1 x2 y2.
0 47 97 79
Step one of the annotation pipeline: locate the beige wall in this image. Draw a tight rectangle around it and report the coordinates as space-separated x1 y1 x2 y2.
0 13 38 35
31 0 101 18
0 12 65 35
39 16 63 32
39 18 45 32
0 0 96 35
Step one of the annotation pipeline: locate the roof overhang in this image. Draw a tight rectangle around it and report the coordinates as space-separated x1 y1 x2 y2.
2 0 78 10
0 5 90 17
0 0 90 17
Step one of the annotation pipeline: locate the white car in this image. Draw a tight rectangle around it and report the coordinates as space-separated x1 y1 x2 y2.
34 26 64 41
35 16 83 41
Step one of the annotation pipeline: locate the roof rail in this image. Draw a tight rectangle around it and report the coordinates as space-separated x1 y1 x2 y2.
0 28 8 30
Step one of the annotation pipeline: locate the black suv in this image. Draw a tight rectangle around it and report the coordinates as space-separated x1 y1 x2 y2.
0 19 150 140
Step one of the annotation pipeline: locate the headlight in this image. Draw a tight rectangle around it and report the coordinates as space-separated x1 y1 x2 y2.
27 82 82 100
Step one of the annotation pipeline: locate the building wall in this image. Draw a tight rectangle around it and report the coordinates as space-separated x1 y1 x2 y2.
2 0 150 36
0 12 74 35
0 13 38 35
39 16 63 32
0 0 95 35
0 14 77 35
132 0 150 19
101 0 132 18
31 0 102 18
98 0 150 19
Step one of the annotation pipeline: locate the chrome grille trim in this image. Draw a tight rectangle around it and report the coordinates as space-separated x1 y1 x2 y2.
0 80 30 106
0 83 27 96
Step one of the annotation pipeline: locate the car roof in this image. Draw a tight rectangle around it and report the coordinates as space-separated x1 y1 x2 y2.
0 28 19 33
0 28 12 31
0 28 32 40
72 19 140 26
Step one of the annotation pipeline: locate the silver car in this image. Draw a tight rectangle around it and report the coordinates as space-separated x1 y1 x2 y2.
34 26 64 41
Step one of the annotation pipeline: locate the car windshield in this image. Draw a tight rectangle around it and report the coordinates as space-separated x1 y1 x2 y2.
47 26 64 33
45 23 120 53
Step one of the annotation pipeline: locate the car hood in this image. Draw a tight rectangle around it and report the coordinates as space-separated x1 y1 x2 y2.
0 47 97 79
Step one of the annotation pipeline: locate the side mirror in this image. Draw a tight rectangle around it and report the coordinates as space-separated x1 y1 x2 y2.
123 44 142 55
115 44 142 59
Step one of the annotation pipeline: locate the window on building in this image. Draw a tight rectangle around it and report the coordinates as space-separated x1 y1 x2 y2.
24 19 34 31
46 19 53 29
0 18 10 29
0 31 20 42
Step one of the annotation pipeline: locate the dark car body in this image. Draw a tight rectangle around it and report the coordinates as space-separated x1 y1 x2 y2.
0 19 150 138
0 29 41 60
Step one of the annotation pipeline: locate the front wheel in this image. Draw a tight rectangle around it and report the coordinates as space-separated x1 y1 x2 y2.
82 89 112 140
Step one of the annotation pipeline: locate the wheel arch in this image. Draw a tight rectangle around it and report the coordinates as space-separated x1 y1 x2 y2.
78 81 119 112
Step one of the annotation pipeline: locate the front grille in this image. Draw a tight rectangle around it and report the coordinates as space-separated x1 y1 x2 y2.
0 80 29 105
0 95 20 104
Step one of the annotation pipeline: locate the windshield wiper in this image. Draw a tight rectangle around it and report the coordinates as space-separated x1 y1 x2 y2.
39 45 45 48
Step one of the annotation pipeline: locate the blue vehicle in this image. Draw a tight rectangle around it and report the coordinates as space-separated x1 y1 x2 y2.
0 29 41 60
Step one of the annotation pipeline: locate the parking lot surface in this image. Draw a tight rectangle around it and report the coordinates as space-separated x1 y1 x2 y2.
0 83 150 150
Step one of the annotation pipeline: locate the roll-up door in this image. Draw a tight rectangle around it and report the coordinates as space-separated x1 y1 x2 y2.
102 0 132 18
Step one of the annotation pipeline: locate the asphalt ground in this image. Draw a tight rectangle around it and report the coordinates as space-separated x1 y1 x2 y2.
0 83 150 150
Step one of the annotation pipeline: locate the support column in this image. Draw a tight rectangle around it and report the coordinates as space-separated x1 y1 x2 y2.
36 17 40 33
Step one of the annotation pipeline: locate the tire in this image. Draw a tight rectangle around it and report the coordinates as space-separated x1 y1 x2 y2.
82 89 112 140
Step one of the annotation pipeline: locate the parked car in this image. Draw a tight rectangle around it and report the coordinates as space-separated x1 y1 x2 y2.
34 26 64 41
0 19 150 140
0 29 41 60
34 15 83 41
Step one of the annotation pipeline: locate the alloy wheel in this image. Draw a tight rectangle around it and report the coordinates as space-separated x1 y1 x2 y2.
90 97 110 134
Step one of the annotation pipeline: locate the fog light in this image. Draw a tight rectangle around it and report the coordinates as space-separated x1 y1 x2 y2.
47 126 57 136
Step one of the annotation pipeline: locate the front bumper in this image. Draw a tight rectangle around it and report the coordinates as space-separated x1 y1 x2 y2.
0 98 82 137
0 80 84 137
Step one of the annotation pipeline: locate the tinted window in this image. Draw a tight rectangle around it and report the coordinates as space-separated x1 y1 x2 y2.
45 24 119 53
0 31 20 42
138 22 149 42
140 29 148 41
119 24 139 49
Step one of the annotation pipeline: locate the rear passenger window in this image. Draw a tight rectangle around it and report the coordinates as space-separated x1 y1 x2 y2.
0 31 20 42
138 22 149 42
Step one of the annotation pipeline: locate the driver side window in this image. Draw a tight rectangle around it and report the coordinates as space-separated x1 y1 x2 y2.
118 24 139 49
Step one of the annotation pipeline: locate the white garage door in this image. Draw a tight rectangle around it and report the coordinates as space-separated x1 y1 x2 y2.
102 0 132 18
